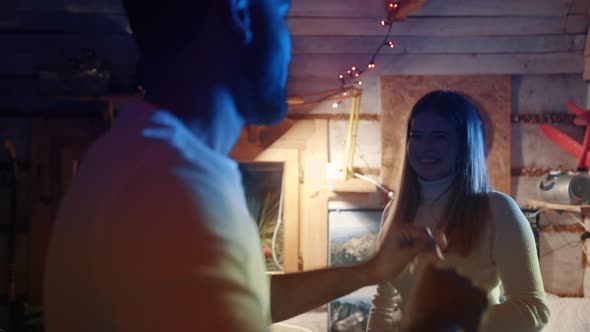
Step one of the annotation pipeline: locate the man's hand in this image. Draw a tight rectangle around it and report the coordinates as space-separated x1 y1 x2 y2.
364 224 441 284
402 263 489 332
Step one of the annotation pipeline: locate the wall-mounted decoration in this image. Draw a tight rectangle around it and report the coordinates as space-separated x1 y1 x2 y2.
328 209 382 332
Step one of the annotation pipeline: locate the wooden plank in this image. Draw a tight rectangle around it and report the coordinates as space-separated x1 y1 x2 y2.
327 192 389 210
2 0 576 17
292 35 587 55
0 51 138 76
413 0 573 17
301 120 329 270
289 0 573 17
255 149 300 273
530 199 590 214
5 0 124 14
0 12 130 33
288 16 589 36
511 74 588 115
2 14 588 36
380 75 511 194
289 53 585 76
4 33 585 55
0 32 136 52
330 177 377 193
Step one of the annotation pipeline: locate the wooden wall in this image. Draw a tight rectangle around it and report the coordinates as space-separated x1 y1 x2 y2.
0 0 589 326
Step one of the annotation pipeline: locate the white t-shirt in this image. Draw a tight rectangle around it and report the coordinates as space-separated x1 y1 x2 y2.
44 101 270 331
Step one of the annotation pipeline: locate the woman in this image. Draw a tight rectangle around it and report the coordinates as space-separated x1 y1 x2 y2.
367 90 549 332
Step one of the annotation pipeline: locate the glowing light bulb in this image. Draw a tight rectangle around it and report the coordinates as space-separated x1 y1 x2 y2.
368 63 375 69
358 81 363 85
332 102 339 108
339 74 344 79
380 20 386 26
388 41 395 48
352 66 356 71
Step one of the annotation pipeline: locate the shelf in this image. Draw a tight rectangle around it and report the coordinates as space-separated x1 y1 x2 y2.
529 199 590 215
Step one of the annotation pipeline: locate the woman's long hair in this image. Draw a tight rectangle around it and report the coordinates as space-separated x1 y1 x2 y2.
381 90 492 256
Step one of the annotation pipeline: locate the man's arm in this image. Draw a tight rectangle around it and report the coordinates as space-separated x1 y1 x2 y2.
270 261 375 322
270 224 439 322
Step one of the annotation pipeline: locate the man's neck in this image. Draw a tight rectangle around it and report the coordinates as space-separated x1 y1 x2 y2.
144 83 244 156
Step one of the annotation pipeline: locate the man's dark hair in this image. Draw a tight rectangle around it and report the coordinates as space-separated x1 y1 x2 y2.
121 1 210 56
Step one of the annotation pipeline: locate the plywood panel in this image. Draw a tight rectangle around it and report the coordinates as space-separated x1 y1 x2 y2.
380 75 511 194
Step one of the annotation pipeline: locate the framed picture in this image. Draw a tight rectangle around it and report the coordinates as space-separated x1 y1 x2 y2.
328 208 383 332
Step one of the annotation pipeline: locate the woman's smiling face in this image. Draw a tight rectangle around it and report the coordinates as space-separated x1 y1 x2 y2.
407 111 460 181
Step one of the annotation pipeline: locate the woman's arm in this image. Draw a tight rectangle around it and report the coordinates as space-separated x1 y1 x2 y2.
480 192 550 332
270 224 437 323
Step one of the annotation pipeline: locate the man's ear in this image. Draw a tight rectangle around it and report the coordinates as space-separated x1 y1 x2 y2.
228 0 253 45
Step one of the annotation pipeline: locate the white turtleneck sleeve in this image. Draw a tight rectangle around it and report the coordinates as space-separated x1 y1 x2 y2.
478 192 549 332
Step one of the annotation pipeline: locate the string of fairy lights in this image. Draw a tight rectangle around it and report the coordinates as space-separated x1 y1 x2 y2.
290 1 403 109
337 16 396 93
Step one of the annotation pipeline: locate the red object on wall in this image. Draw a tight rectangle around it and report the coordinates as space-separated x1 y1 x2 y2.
540 101 590 170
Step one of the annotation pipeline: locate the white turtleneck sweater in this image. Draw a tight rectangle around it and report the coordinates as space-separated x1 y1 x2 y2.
366 175 549 332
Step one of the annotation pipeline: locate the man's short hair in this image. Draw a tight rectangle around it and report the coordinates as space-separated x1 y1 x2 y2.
121 1 210 56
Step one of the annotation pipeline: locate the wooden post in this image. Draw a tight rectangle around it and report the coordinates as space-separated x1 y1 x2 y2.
301 120 329 270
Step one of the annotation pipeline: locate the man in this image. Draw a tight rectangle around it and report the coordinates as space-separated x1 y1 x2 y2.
43 1 440 331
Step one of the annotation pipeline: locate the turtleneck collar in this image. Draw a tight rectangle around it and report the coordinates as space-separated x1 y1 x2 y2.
417 174 454 203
